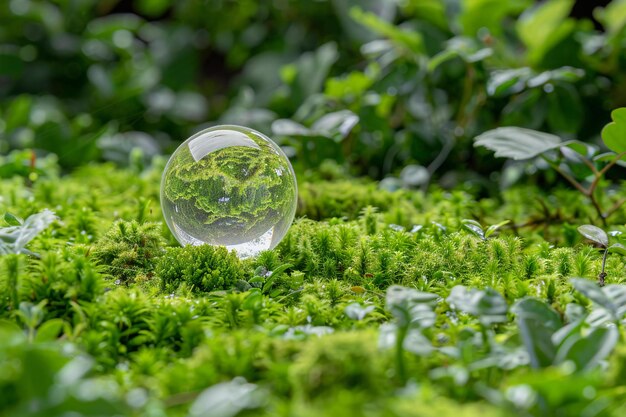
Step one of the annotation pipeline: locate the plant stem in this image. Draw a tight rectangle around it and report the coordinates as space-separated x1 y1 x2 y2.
589 151 626 194
605 197 626 218
547 161 587 195
396 325 408 383
599 248 609 287
547 152 626 225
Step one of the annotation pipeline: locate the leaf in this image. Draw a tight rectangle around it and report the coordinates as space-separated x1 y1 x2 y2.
189 377 266 417
485 220 511 238
571 278 613 313
446 286 508 325
547 84 583 134
459 0 532 37
378 323 434 355
487 68 533 97
474 127 565 160
512 298 562 368
35 319 65 342
594 152 626 168
350 7 424 54
570 279 626 323
516 0 576 66
461 219 485 240
271 119 311 137
557 326 619 371
311 110 359 141
0 209 58 255
3 213 22 226
577 225 609 247
344 303 376 321
272 111 359 142
609 243 626 256
601 107 626 154
385 285 438 327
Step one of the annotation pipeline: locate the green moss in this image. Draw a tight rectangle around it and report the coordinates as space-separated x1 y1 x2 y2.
156 244 245 293
92 220 166 283
290 331 388 399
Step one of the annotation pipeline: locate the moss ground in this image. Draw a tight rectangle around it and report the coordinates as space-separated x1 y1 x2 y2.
1 163 626 416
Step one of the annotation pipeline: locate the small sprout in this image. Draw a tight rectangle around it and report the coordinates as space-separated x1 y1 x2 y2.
578 224 626 286
462 219 510 241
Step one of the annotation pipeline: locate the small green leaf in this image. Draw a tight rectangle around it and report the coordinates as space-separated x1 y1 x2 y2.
609 243 626 256
474 127 566 160
485 220 511 238
3 212 23 226
577 225 609 247
461 219 485 240
601 108 626 154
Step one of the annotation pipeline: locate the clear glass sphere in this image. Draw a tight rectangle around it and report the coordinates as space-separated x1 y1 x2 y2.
160 125 297 258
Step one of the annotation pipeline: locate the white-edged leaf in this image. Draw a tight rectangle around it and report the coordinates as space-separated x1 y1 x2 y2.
474 127 567 160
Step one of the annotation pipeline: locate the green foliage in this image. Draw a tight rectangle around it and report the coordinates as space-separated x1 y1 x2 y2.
157 244 245 293
475 110 626 224
6 1 626 413
92 220 166 283
0 210 57 255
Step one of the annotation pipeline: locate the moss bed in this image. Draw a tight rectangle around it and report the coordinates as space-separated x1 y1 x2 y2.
1 162 626 417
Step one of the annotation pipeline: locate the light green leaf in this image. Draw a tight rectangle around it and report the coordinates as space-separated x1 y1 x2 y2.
35 319 65 342
609 243 626 256
516 0 576 66
601 107 626 154
485 220 511 238
351 7 424 54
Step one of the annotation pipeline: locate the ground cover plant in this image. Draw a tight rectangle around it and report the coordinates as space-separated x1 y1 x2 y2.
2 1 626 416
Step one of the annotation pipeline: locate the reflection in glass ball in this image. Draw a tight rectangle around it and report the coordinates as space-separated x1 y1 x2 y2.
160 125 297 258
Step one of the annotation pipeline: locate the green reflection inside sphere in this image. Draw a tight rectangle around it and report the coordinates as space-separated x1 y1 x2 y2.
160 125 297 258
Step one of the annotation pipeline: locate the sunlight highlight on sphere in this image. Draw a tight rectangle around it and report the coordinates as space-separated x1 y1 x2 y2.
160 125 298 258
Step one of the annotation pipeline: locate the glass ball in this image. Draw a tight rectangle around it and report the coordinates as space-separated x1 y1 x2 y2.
160 125 297 258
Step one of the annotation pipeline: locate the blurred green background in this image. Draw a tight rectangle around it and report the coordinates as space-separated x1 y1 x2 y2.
1 0 625 188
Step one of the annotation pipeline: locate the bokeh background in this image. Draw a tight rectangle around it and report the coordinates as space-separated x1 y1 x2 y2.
1 0 624 190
